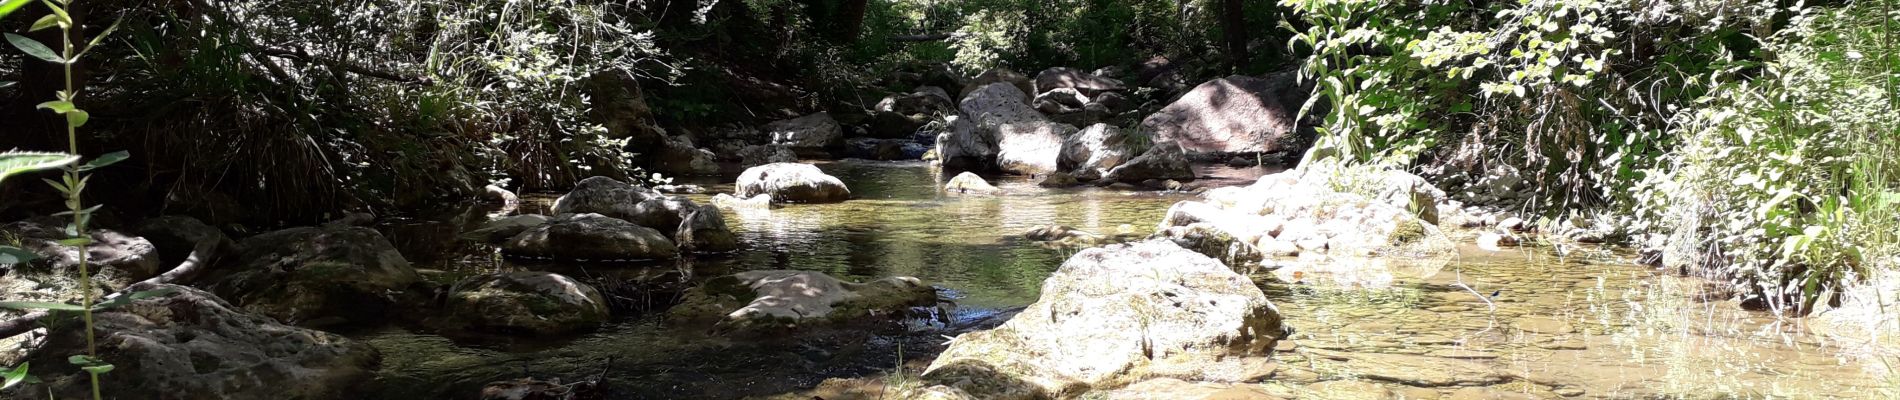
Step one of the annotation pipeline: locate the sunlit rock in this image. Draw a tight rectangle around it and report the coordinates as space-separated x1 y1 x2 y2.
203 224 419 327
1 219 161 290
915 240 1286 399
1033 67 1125 97
944 171 1002 194
444 271 609 335
1058 123 1135 174
1139 74 1309 156
734 162 852 203
959 68 1035 103
6 283 378 399
550 176 660 221
667 270 936 332
502 213 678 261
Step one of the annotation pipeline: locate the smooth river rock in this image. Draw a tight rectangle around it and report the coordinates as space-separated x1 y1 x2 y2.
734 163 852 203
668 270 936 332
502 213 678 261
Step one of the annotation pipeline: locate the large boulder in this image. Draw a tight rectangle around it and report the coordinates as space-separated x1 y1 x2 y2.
876 87 956 116
765 112 844 157
961 83 1075 175
649 134 721 176
738 144 800 168
443 272 610 335
1034 67 1125 97
959 68 1035 103
734 163 852 203
1138 74 1307 156
627 195 701 236
667 270 936 332
502 213 679 261
7 283 378 400
935 116 997 171
1033 88 1089 115
675 204 739 253
917 240 1286 399
1059 123 1138 174
0 220 161 290
550 176 660 222
1101 143 1195 183
204 225 419 327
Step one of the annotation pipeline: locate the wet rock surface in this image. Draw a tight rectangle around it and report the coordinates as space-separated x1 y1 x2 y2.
667 270 936 332
502 213 679 261
443 271 611 335
203 224 419 327
7 283 378 400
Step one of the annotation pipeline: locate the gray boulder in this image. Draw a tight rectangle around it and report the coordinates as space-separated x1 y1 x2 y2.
1058 123 1137 174
935 116 997 171
8 283 378 400
959 68 1035 103
916 240 1285 399
1101 144 1195 183
961 83 1075 175
738 144 799 168
204 225 419 327
1 220 161 290
734 163 852 203
444 272 610 335
1139 74 1307 156
675 205 739 253
765 112 844 156
502 213 679 261
550 176 660 222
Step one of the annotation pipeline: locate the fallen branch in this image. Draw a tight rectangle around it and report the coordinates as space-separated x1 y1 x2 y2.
889 33 954 42
257 46 434 86
0 238 222 339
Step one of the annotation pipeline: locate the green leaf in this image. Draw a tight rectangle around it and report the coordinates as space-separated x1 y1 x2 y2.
65 110 88 128
0 151 78 186
29 14 61 32
78 18 123 58
0 81 14 89
3 33 63 64
80 364 112 375
0 0 29 18
2 362 27 390
56 237 90 247
0 246 38 265
34 101 73 113
0 301 86 311
65 355 98 367
77 151 127 172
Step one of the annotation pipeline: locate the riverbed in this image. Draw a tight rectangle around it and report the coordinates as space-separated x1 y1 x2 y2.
359 160 1896 399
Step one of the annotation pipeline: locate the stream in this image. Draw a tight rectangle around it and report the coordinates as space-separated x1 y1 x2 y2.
358 160 1893 399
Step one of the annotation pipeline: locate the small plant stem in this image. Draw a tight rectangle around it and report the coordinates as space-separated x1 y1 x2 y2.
54 4 104 398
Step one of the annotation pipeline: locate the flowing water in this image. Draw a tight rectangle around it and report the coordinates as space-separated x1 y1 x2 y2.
359 161 1897 399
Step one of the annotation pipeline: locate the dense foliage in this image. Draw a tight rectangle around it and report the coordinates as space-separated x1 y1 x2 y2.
1284 0 1899 311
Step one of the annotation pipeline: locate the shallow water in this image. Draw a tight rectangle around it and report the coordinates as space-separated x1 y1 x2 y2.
359 161 1896 399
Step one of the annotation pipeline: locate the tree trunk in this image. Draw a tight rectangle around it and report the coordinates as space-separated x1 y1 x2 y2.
1219 0 1249 69
835 0 869 43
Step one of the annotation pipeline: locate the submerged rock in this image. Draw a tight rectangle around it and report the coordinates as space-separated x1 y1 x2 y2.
204 224 419 326
667 270 936 332
550 176 660 222
734 163 852 203
479 377 604 400
444 272 610 335
1022 225 1100 244
676 205 739 253
712 193 774 210
764 112 844 156
1165 168 1456 273
944 171 1003 194
916 240 1286 399
8 283 379 400
502 213 678 261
